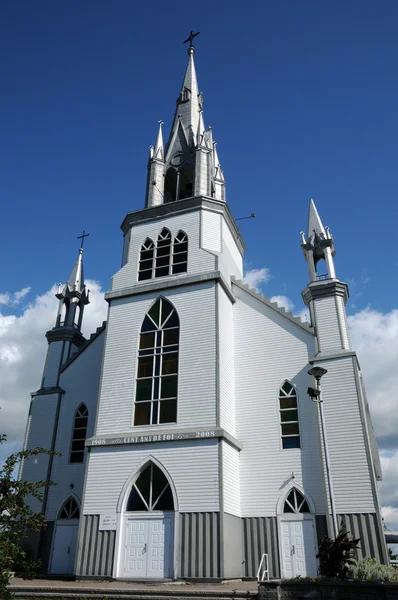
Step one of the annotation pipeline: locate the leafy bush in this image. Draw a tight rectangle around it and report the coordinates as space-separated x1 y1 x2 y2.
317 522 360 578
348 557 398 582
0 433 57 600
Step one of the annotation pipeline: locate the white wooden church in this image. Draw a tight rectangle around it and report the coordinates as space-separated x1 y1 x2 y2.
20 40 387 580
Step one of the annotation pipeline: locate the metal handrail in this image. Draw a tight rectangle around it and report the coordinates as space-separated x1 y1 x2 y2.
256 553 269 582
316 273 329 281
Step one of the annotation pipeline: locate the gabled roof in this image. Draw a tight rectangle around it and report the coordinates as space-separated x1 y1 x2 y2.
231 277 314 334
60 320 107 373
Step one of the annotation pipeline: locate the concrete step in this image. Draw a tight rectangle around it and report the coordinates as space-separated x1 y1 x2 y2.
9 583 258 600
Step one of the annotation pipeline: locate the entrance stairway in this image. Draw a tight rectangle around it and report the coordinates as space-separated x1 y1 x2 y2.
8 578 258 600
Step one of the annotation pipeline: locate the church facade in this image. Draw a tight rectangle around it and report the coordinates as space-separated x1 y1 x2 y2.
20 43 387 580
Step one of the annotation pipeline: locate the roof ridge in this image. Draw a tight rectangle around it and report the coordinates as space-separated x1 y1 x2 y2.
231 277 313 332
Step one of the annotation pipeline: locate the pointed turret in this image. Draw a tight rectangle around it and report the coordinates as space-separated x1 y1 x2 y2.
145 121 166 207
55 247 90 330
301 199 336 282
307 198 326 240
301 199 350 353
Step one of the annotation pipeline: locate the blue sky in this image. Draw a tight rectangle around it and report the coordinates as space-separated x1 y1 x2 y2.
1 0 398 315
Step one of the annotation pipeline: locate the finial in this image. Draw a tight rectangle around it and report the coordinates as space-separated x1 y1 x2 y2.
300 231 306 244
77 230 90 250
183 30 200 54
158 120 163 127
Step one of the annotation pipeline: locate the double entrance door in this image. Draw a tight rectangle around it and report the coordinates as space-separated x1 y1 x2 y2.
124 516 172 578
280 518 317 578
50 522 79 574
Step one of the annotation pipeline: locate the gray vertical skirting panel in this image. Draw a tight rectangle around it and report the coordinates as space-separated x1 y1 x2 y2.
338 513 386 564
223 513 244 578
243 517 280 578
75 515 115 577
315 515 328 546
179 512 220 578
38 521 55 573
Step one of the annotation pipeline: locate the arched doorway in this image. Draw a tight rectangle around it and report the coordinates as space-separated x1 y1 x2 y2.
120 461 176 579
278 486 318 578
50 496 80 574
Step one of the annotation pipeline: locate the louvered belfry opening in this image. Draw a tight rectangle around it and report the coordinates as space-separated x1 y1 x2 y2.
126 463 174 512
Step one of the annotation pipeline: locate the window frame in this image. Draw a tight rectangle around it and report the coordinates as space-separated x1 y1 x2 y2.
138 237 155 282
278 380 301 450
69 403 88 464
133 298 179 427
137 230 188 282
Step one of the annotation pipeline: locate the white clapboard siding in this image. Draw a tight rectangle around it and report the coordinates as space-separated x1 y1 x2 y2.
218 286 236 436
201 209 222 253
218 219 243 281
222 441 240 517
45 332 106 521
112 210 216 291
319 357 375 514
336 296 351 350
314 297 342 352
95 282 217 436
233 287 327 517
42 341 63 387
83 439 219 514
21 394 59 513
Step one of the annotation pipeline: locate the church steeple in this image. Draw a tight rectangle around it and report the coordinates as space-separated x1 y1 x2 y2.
55 245 90 331
301 199 336 282
145 36 226 208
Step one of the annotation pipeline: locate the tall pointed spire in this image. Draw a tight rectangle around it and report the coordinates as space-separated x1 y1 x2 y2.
307 198 326 239
301 199 336 282
154 120 164 160
55 245 90 331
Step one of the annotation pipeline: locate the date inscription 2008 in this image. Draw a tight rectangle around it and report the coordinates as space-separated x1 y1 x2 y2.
89 430 217 448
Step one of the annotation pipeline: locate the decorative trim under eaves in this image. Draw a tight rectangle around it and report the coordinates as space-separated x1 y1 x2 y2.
232 277 314 334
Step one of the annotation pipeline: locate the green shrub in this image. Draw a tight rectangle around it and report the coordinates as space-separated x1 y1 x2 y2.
317 523 360 579
348 557 398 582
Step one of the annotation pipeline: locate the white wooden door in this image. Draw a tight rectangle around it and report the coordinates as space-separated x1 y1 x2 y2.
280 520 317 578
124 517 171 578
50 523 78 574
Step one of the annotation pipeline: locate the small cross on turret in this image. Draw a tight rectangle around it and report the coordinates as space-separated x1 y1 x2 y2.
183 30 200 49
77 229 90 250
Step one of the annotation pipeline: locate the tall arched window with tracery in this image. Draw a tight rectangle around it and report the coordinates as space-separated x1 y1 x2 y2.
279 381 300 449
172 231 188 274
138 238 155 281
155 229 172 278
134 298 179 426
69 404 88 463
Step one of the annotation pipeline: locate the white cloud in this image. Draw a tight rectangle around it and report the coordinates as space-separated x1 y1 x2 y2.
0 281 107 461
270 295 295 313
13 286 31 304
348 308 398 452
243 267 270 291
0 293 10 305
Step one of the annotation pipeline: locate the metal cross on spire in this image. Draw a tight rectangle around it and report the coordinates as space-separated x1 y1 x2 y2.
183 30 200 48
77 230 90 249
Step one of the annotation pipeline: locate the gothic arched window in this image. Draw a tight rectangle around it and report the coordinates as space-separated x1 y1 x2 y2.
172 231 188 275
138 238 155 281
155 228 172 278
59 496 80 519
279 381 300 449
283 488 310 513
126 463 174 511
134 298 179 426
69 403 88 463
